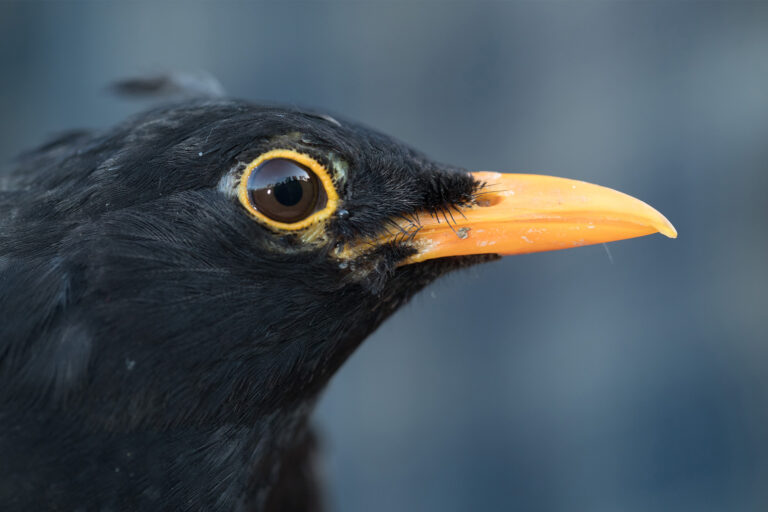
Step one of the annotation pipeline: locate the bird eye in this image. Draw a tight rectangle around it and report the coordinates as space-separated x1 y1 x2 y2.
246 158 326 223
238 150 338 230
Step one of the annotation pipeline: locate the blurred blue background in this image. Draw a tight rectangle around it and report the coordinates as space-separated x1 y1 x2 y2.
1 1 766 510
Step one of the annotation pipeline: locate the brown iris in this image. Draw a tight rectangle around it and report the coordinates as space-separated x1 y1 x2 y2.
245 158 327 223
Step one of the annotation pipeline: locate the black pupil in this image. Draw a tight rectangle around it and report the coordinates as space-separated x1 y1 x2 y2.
273 179 305 207
246 157 324 223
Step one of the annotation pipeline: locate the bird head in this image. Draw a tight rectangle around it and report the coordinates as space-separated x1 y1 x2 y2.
1 99 675 432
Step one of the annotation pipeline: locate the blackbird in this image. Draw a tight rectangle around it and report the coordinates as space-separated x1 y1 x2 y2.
0 81 675 511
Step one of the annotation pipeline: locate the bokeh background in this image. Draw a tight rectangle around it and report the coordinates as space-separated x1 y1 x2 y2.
2 1 767 510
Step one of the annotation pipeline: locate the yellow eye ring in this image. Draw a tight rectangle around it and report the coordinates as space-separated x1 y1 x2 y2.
238 149 340 231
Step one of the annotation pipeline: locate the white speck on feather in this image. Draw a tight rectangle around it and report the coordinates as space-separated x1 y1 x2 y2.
125 359 136 371
319 114 342 127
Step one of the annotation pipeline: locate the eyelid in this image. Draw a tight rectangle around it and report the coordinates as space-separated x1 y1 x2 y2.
238 149 339 231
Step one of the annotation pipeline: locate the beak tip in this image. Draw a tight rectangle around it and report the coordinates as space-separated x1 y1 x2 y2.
652 212 678 239
663 224 678 239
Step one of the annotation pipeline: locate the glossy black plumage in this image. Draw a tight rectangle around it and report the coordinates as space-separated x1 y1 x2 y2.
0 95 494 510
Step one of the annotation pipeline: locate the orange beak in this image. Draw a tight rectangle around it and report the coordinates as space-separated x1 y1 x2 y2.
397 172 677 264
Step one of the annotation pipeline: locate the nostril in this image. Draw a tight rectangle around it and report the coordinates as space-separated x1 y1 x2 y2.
475 192 503 207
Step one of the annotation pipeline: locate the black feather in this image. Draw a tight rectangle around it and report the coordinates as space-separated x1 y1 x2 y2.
0 97 493 511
